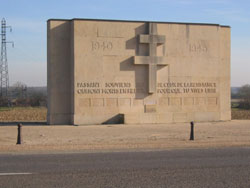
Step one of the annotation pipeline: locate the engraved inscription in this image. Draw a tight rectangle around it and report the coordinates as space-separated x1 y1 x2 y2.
157 82 216 94
76 82 217 95
189 43 207 53
92 41 113 51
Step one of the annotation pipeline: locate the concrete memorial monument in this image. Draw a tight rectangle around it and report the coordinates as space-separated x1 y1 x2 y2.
47 18 231 125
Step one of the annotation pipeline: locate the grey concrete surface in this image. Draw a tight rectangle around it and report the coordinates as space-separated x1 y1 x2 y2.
0 147 250 187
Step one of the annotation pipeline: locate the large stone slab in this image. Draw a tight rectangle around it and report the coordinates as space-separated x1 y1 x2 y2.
47 18 231 125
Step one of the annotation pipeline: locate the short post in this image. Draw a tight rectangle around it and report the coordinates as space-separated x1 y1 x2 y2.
190 121 194 141
16 123 22 145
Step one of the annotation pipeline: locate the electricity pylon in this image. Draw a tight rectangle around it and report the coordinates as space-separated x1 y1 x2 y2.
0 18 14 97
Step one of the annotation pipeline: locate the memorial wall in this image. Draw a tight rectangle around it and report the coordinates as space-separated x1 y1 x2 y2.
47 19 231 125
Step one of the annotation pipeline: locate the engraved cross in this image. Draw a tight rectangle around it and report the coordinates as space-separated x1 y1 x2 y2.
133 23 167 94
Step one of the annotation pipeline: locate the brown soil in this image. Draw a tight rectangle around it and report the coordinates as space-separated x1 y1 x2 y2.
0 107 249 122
0 107 47 122
232 109 250 120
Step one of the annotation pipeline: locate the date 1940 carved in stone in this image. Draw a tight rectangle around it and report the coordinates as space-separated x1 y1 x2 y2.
92 41 113 51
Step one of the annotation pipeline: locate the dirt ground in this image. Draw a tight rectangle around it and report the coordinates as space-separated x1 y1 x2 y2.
0 120 250 154
231 109 250 119
0 107 47 122
0 107 250 154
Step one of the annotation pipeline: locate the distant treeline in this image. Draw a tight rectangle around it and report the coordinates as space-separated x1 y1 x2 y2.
231 85 250 109
0 83 47 107
231 87 240 99
9 86 47 98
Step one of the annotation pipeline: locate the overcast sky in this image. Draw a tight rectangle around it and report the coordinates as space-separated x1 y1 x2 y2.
1 0 249 86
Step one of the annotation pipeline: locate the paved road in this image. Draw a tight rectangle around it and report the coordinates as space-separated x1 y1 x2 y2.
0 148 250 188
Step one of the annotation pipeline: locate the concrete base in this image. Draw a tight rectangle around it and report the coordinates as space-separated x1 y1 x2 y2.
124 112 220 124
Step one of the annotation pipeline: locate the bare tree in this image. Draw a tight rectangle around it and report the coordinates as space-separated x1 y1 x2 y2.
11 82 27 99
0 96 9 107
10 82 28 106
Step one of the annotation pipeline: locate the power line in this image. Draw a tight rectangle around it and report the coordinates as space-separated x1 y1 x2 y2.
0 18 14 98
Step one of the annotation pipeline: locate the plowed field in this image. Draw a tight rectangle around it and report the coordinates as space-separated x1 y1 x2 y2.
232 109 250 120
0 107 47 122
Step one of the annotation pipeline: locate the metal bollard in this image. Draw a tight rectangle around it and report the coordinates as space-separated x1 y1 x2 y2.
16 123 22 145
190 121 194 141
